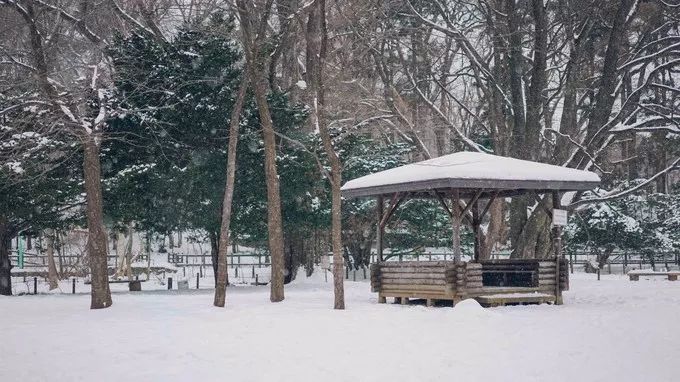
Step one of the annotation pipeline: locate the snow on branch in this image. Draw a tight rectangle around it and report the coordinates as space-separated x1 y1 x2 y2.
568 156 680 209
30 0 104 45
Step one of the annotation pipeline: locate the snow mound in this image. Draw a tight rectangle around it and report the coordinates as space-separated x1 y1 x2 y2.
453 298 493 318
454 298 484 311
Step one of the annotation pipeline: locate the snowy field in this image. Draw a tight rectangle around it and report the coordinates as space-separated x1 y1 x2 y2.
1 272 678 382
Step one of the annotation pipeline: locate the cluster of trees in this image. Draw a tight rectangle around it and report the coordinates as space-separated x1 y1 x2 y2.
1 0 678 307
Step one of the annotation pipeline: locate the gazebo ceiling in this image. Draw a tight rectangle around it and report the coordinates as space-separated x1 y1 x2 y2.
341 152 601 199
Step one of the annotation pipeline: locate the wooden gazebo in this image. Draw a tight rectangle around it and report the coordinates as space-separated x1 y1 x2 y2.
341 152 600 307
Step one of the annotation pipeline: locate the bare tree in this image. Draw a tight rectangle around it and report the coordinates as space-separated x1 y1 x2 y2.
1 0 168 306
305 0 344 309
236 0 286 302
214 76 248 308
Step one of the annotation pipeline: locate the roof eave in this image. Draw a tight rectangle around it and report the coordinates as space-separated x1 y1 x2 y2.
341 178 600 199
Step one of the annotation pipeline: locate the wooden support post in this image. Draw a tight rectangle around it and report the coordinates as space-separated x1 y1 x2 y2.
552 191 563 305
472 197 481 261
401 297 409 305
426 299 434 307
378 294 386 303
376 195 384 262
452 189 461 262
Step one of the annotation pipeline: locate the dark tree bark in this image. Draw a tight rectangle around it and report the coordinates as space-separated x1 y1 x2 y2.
83 136 112 309
46 230 59 290
573 0 638 168
13 2 112 307
0 216 13 296
237 0 286 302
210 231 219 280
505 0 528 249
214 76 248 308
525 0 548 158
306 0 344 308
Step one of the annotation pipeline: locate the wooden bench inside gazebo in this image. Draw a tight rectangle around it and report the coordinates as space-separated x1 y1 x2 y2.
341 152 600 307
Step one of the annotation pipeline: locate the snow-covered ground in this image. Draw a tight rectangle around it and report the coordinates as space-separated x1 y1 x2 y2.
1 272 678 382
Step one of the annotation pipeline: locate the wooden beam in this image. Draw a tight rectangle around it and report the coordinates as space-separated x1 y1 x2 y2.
532 192 552 219
376 195 384 262
461 190 482 217
452 189 461 262
480 191 499 219
472 197 481 261
552 191 563 305
380 192 406 229
453 200 475 227
433 190 452 218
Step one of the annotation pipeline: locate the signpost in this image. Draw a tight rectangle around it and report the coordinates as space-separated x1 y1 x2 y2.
18 236 24 269
321 255 330 282
552 209 568 227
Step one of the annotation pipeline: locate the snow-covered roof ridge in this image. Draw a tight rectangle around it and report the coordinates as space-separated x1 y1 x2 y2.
341 151 601 198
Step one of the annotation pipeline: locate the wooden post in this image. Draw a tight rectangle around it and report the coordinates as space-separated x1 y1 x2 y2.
452 189 461 262
376 195 384 262
72 278 76 294
552 191 563 305
472 197 481 261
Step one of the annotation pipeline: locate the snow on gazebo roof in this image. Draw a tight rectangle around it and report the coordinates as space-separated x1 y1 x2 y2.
341 151 600 198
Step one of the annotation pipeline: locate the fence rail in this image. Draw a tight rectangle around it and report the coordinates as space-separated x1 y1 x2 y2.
10 248 679 274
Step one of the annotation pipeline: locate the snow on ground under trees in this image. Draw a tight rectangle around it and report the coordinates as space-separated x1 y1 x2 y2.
1 272 678 382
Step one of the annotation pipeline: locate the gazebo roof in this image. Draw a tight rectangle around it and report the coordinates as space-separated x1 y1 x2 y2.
341 151 600 198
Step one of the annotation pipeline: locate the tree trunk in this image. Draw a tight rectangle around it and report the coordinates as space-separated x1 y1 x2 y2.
209 231 219 280
481 199 504 259
573 0 637 168
306 0 344 308
525 0 548 159
0 216 12 296
56 232 64 278
46 229 59 290
214 76 248 308
237 0 286 302
251 75 286 302
115 230 126 277
83 135 112 309
511 196 553 259
125 224 133 281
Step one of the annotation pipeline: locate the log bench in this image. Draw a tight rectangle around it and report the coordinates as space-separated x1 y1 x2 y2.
628 271 679 281
475 293 555 307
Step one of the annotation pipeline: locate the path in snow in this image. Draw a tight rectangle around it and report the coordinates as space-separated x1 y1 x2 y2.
1 272 678 382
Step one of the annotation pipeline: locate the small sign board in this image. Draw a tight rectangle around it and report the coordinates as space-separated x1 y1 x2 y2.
321 255 330 270
552 209 568 226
